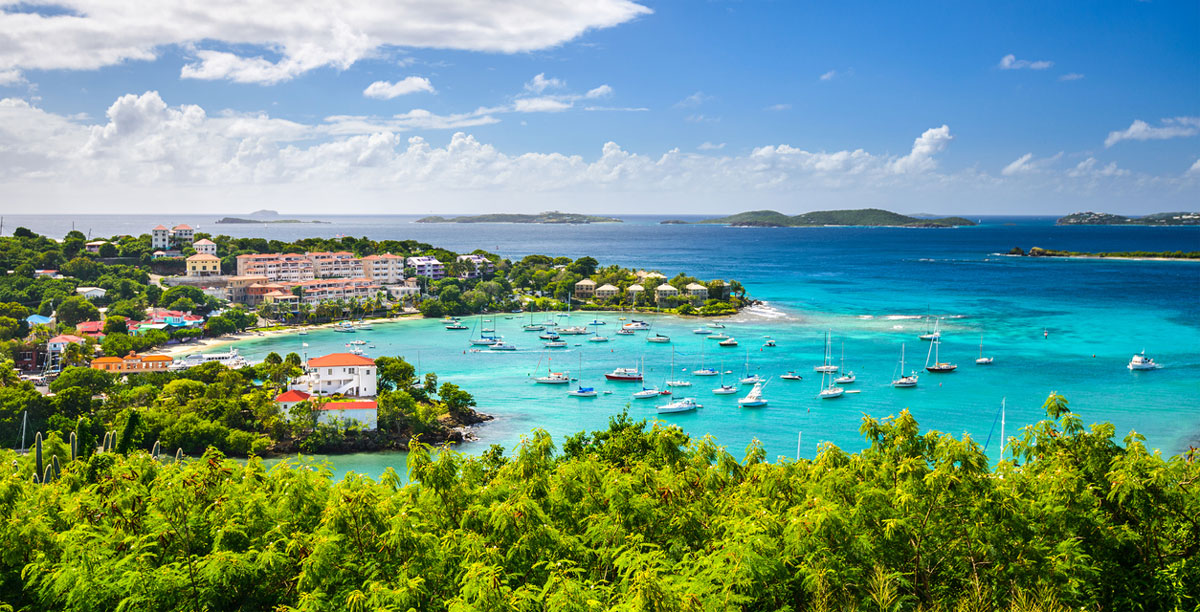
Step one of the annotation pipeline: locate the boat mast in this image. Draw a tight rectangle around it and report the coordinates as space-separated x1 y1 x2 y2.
1000 398 1006 457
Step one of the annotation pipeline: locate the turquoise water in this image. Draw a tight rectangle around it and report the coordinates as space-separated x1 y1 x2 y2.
7 214 1198 478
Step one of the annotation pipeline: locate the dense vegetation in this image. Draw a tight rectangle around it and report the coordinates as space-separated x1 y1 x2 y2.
0 353 482 459
0 393 1195 610
698 209 976 228
1056 211 1200 226
1008 246 1200 260
416 211 623 224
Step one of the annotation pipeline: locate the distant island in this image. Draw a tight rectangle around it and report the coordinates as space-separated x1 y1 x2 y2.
215 217 329 224
1006 246 1200 261
1056 211 1199 226
416 211 623 224
659 219 688 225
698 208 976 228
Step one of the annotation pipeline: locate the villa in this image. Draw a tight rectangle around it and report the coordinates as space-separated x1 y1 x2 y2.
192 238 217 255
406 256 445 280
46 334 86 371
595 283 619 300
685 283 709 300
75 286 106 300
654 284 680 303
290 352 377 397
574 278 597 299
314 400 378 430
84 240 108 254
456 254 495 278
627 283 644 300
91 352 173 373
151 224 195 250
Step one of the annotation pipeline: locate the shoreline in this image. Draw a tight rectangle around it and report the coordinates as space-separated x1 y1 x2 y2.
994 253 1200 263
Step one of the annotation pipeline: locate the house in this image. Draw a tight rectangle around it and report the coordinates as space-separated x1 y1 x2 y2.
292 353 377 397
192 239 217 256
186 253 222 277
46 334 86 371
151 225 171 250
84 240 108 254
654 284 680 303
75 320 106 338
90 352 173 373
405 256 445 280
315 400 378 430
456 254 495 278
595 283 619 299
35 269 62 278
76 286 107 300
685 283 709 300
387 285 421 301
14 343 45 373
627 284 644 299
574 278 597 299
171 224 195 245
362 253 406 284
273 389 311 411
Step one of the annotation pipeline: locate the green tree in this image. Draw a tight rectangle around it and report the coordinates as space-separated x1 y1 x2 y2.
102 315 128 335
55 296 100 327
49 367 114 395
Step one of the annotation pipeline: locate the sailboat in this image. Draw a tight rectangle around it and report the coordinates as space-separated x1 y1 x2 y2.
739 348 763 385
568 353 597 397
665 347 691 387
833 342 856 384
919 316 940 341
534 356 570 384
814 330 839 373
975 334 993 365
522 311 544 332
924 320 957 373
892 343 919 388
693 341 719 376
712 360 738 394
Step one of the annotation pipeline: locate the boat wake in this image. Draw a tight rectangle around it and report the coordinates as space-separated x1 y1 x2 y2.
884 315 924 321
739 303 792 320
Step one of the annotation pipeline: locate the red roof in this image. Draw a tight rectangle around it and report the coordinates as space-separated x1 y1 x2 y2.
187 253 220 261
316 400 377 411
193 238 215 245
173 224 193 230
48 334 85 344
274 390 311 403
76 321 104 333
307 353 376 367
152 225 168 231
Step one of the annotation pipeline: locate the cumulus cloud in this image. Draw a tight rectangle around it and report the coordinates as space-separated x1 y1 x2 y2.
512 80 615 113
525 73 565 93
0 68 24 85
889 125 952 174
1105 117 1200 147
1189 159 1200 175
1067 157 1129 178
998 54 1053 70
363 77 436 99
0 0 652 84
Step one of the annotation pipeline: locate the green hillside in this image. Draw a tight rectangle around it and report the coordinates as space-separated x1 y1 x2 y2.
1057 211 1200 225
699 208 975 227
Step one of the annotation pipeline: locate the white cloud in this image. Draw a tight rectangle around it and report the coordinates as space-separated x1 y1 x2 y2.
697 142 725 151
675 91 711 108
889 125 952 174
513 97 573 113
820 70 837 81
1189 159 1200 175
765 104 791 111
1001 151 1063 175
525 73 565 94
585 84 613 99
0 68 24 86
684 114 718 123
1067 157 1129 178
1105 117 1200 147
1058 73 1085 81
363 77 435 99
998 54 1054 70
0 1 652 84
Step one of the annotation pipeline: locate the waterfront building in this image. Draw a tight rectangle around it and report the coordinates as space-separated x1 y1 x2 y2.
405 256 445 279
192 238 217 255
574 278 597 299
91 352 173 373
595 283 619 300
307 251 364 278
655 284 680 303
315 400 378 430
685 282 709 300
627 283 644 299
362 253 406 284
186 253 221 277
292 352 377 397
225 275 271 304
287 278 381 306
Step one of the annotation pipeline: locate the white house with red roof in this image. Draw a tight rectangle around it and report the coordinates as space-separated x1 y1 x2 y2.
46 334 86 371
273 389 311 411
192 238 217 255
291 352 377 397
151 225 171 249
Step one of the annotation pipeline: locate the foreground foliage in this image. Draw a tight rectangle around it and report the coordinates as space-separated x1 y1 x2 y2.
1 394 1197 610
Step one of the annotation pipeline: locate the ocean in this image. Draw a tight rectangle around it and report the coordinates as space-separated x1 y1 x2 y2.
5 213 1198 479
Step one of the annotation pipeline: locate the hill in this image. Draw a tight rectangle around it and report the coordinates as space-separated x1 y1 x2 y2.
416 211 623 224
698 208 976 227
1057 211 1200 225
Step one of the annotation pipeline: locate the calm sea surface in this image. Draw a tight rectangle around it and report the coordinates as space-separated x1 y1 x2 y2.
6 214 1199 478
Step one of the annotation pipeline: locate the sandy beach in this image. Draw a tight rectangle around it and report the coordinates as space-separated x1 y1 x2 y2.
151 312 424 359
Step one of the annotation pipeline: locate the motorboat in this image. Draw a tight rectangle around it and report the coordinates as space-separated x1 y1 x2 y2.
692 367 719 376
334 322 356 333
558 326 589 335
588 335 610 342
589 319 606 326
718 338 738 347
544 341 568 348
708 333 729 341
707 322 726 329
568 386 598 397
657 397 701 414
616 328 635 335
763 339 776 347
781 372 803 381
489 343 517 351
1127 351 1161 371
693 328 712 335
738 383 768 407
632 387 660 399
355 322 374 331
539 332 560 340
622 320 651 331
348 339 367 345
440 317 457 324
892 343 919 388
647 334 671 344
445 323 469 330
348 346 365 356
712 384 738 395
605 367 643 381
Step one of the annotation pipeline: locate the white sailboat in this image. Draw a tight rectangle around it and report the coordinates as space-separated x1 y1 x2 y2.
568 353 597 397
814 330 839 373
534 356 570 384
833 342 856 384
975 334 993 365
657 397 701 414
918 316 940 341
892 343 919 388
665 347 691 387
712 360 738 394
739 348 763 385
693 341 719 376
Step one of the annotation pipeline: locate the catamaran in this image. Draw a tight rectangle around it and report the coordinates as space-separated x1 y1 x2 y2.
738 382 769 407
892 343 919 388
924 321 956 373
975 334 993 365
833 342 856 384
814 331 839 373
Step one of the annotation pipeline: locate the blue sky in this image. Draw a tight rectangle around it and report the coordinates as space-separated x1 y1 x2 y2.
0 0 1197 215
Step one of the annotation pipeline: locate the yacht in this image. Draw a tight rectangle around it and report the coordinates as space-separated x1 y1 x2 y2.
605 367 643 381
348 339 367 345
355 322 374 331
168 348 248 371
693 328 712 335
832 342 856 384
740 374 764 385
489 342 517 351
622 320 651 331
693 367 719 376
632 386 661 399
647 333 670 344
817 383 845 399
975 335 993 365
814 331 839 373
707 333 729 341
522 324 545 332
707 322 726 329
440 317 458 324
568 386 598 398
738 383 769 407
539 332 560 340
781 372 803 381
544 341 568 348
535 371 571 384
657 397 701 414
445 323 469 330
892 343 919 388
1127 351 1161 371
919 316 940 341
589 319 606 326
712 384 739 395
616 328 635 335
588 334 610 343
718 337 738 347
558 326 589 335
665 348 690 387
763 339 776 347
347 346 365 356
470 336 499 346
924 322 956 373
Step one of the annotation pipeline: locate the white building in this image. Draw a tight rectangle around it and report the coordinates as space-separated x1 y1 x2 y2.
456 254 495 278
75 287 107 300
46 334 86 372
291 352 378 397
406 256 445 280
192 239 217 255
306 251 364 278
362 253 407 284
685 283 709 299
151 225 171 250
595 283 619 299
172 224 194 244
315 400 378 430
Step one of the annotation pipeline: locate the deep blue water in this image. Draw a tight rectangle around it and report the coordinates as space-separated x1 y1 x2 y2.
6 214 1198 477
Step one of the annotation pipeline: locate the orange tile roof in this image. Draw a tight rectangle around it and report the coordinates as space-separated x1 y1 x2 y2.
307 353 376 367
187 253 220 261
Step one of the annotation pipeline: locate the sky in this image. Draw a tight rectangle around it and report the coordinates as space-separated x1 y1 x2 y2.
0 0 1197 216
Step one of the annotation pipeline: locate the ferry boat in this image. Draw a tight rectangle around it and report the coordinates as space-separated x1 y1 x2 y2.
606 367 643 381
738 383 768 407
718 337 738 347
647 333 671 343
489 342 517 351
168 348 249 371
568 386 598 397
657 397 701 414
1127 351 1161 371
892 343 919 388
